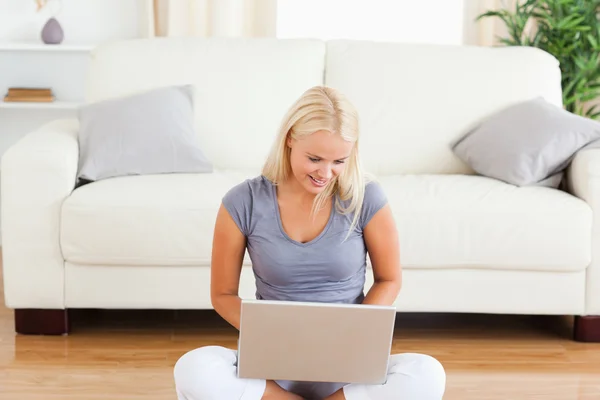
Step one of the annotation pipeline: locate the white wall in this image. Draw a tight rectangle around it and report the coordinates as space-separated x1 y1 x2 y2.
277 0 466 45
0 0 142 44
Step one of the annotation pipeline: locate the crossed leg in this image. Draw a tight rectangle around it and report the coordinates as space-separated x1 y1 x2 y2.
174 345 446 400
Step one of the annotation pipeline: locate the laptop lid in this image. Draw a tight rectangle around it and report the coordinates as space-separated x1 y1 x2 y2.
237 299 396 384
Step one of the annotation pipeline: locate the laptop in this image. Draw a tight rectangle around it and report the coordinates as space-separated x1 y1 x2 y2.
236 298 396 384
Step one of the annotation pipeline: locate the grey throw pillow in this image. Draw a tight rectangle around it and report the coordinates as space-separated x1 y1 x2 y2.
77 85 212 184
452 97 600 187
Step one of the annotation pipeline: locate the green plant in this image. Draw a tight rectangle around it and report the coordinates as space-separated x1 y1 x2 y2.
477 0 600 119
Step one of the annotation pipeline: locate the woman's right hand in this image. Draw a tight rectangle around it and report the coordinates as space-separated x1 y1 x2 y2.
210 203 247 330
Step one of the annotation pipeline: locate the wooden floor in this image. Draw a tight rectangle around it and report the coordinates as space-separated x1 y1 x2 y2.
1 264 600 399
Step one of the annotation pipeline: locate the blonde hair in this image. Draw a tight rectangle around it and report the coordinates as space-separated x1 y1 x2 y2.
262 86 366 236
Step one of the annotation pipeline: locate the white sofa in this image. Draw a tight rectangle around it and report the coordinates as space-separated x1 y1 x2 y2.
2 37 599 341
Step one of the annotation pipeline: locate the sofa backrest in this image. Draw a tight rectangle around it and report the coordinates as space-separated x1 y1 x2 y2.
86 37 563 176
325 40 564 176
85 37 325 172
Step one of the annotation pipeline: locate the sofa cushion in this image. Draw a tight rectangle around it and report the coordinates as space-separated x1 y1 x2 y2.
381 174 591 272
60 173 592 273
324 40 563 176
61 172 257 266
451 97 600 188
77 85 213 184
85 38 326 172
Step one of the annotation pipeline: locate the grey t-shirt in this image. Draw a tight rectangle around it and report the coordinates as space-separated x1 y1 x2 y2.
222 175 389 398
222 175 388 305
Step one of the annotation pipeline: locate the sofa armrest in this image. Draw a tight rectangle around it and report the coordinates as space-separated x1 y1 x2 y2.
1 119 79 309
566 148 600 315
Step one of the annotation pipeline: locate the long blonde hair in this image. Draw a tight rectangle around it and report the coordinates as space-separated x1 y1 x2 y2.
262 86 366 236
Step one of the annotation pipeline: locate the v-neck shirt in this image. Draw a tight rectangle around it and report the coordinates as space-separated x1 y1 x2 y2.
222 175 387 304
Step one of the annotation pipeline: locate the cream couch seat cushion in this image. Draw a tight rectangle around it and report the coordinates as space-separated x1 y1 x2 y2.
380 174 592 272
60 171 257 266
61 172 592 273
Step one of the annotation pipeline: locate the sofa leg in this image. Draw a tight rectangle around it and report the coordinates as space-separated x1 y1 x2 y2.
574 316 600 342
14 309 70 335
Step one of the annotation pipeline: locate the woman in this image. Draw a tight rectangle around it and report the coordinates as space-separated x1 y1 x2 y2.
174 86 446 400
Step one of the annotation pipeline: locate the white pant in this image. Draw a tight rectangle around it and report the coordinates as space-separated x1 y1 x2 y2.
174 345 446 400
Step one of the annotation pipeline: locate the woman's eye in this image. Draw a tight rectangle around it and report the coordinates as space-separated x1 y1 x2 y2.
309 157 320 162
334 160 345 164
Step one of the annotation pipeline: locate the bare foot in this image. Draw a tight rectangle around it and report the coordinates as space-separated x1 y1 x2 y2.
323 388 346 400
262 380 305 400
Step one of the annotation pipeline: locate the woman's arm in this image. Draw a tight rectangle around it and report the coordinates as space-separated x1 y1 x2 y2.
362 204 402 306
210 204 305 400
210 203 247 331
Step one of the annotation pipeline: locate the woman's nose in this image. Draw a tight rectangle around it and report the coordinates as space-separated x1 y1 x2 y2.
320 166 333 179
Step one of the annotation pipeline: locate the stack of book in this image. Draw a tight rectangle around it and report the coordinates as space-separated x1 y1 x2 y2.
3 87 55 103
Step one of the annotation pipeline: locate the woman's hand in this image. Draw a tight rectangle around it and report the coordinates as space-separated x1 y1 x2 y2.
210 204 247 330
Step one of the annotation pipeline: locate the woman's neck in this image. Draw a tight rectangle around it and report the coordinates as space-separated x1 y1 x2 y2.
277 178 317 206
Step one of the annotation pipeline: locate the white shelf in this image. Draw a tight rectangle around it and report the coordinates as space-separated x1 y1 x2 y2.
0 101 82 110
0 42 96 52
